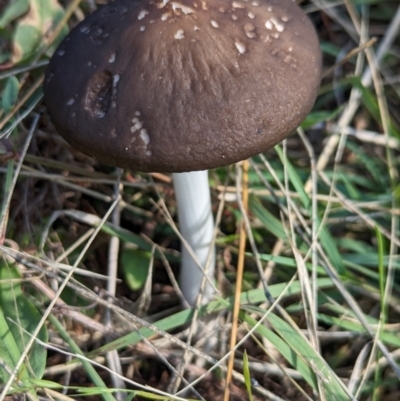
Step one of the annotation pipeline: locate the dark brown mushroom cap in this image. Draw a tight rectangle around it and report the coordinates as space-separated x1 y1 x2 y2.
44 0 321 173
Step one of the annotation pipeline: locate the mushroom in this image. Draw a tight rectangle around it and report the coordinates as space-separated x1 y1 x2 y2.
44 0 321 306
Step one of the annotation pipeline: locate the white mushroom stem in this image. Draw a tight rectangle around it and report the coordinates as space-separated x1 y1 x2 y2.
172 171 215 306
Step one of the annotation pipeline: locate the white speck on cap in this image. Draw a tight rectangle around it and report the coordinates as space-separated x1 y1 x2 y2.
265 20 273 30
146 151 152 156
232 14 238 20
284 55 295 64
171 2 195 14
244 23 256 38
138 10 149 20
252 1 259 6
270 17 284 32
194 25 200 30
135 111 141 116
175 29 185 39
248 12 255 18
131 120 143 132
235 41 246 54
161 12 169 21
67 98 75 106
232 1 244 8
58 49 65 56
140 129 150 145
113 74 120 87
211 20 219 28
140 26 146 32
109 53 116 63
80 25 90 33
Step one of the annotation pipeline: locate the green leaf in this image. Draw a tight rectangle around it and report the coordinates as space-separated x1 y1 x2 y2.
120 248 151 291
0 307 26 383
0 0 29 29
0 262 48 384
12 0 67 63
12 24 41 63
2 76 19 114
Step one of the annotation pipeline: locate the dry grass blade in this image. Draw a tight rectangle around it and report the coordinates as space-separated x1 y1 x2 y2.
223 160 249 401
0 114 39 241
322 37 377 79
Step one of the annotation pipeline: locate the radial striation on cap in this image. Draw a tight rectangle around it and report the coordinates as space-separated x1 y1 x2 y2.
44 0 322 173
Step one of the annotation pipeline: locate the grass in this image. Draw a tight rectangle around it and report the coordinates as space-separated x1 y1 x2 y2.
1 0 400 400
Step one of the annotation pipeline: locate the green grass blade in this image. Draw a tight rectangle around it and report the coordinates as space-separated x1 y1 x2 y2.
249 196 286 239
318 314 400 348
317 219 345 275
375 227 386 311
265 312 351 400
241 311 318 391
87 278 334 358
243 350 254 401
49 314 117 401
275 145 310 208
